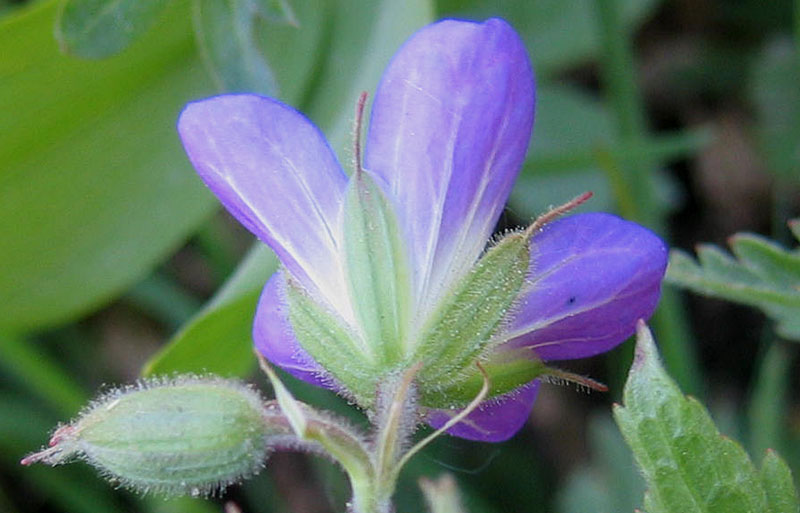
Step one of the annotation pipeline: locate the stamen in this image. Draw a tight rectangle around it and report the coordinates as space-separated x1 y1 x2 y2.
524 191 594 238
352 91 368 176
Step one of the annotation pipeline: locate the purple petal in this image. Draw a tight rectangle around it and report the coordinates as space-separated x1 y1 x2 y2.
253 271 333 389
178 94 348 308
364 19 535 311
499 213 667 360
425 381 539 442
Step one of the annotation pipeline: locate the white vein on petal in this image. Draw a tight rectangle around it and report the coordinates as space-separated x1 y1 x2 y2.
491 272 655 347
430 80 516 316
197 119 353 324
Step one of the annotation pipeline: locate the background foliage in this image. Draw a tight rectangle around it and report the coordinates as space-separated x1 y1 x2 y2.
0 0 798 511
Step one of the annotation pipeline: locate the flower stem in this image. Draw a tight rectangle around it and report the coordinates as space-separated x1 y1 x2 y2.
371 364 422 510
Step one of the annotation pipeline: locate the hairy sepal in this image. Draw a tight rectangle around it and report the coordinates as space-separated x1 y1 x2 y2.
421 349 547 409
28 377 285 496
285 278 378 406
342 170 412 365
414 230 530 390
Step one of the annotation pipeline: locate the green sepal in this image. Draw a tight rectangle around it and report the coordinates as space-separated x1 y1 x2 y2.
284 275 378 406
342 170 412 365
421 350 548 409
414 230 530 387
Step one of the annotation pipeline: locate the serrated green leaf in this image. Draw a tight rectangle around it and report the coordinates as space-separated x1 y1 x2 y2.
731 234 800 285
615 323 799 513
56 0 168 58
343 171 411 365
666 225 800 340
760 450 800 513
142 244 277 377
192 0 277 94
0 0 217 333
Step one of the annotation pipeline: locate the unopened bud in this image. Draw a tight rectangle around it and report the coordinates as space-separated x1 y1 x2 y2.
23 376 286 496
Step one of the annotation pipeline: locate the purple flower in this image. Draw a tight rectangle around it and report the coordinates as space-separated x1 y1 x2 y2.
177 19 667 442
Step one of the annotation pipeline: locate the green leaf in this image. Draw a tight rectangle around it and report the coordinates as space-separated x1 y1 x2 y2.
750 37 800 181
142 244 278 377
192 0 277 94
614 323 799 513
0 0 217 333
143 0 432 377
343 171 411 364
56 0 168 58
666 226 800 340
760 450 800 513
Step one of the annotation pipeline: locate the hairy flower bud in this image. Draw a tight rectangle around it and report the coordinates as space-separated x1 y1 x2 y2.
22 376 288 496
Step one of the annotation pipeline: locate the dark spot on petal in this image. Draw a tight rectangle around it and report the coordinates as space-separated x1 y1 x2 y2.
567 296 576 305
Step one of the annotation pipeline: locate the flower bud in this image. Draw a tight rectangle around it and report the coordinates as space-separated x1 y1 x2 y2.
23 376 286 496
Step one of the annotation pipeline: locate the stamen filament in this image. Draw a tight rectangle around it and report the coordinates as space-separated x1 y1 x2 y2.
524 191 594 238
352 91 368 176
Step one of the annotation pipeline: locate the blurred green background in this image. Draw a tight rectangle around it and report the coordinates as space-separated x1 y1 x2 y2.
1 0 798 511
